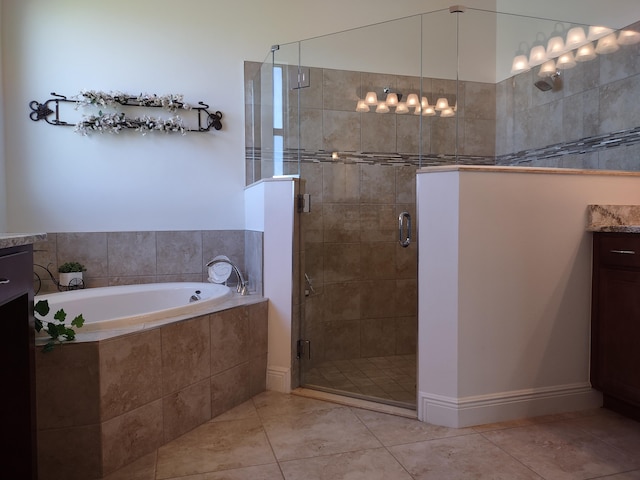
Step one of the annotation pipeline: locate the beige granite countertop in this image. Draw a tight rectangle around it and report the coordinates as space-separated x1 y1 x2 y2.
0 233 47 249
587 205 640 233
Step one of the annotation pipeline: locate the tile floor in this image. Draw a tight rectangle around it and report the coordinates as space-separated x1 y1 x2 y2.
102 391 640 480
304 354 416 407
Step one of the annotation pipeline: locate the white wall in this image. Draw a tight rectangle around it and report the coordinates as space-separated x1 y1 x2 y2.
418 166 640 427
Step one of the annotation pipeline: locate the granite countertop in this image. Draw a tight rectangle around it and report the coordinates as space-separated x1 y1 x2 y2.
587 205 640 233
0 233 47 249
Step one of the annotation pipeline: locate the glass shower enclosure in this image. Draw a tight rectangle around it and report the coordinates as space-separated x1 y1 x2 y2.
245 6 638 409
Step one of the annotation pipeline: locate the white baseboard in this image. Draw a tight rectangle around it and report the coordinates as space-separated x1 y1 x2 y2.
419 383 603 428
266 366 291 393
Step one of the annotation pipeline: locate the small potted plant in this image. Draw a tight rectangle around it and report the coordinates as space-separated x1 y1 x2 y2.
58 261 86 288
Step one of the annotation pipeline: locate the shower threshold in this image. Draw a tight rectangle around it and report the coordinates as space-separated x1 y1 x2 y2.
301 354 416 410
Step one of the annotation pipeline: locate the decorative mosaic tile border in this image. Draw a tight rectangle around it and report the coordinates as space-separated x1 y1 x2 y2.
247 148 494 168
496 126 640 165
247 125 640 170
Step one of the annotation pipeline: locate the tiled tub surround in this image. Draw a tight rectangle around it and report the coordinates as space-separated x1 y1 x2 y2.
35 298 268 480
33 230 263 296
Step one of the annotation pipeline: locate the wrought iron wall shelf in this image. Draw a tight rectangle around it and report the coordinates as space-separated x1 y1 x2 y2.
29 92 223 133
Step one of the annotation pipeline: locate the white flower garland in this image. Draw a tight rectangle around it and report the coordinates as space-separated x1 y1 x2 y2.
74 112 187 136
74 90 192 135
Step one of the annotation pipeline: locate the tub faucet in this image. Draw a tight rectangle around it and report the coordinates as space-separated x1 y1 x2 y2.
206 258 249 295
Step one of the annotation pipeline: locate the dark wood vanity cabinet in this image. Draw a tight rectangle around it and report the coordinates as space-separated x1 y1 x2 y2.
0 244 37 479
591 232 640 421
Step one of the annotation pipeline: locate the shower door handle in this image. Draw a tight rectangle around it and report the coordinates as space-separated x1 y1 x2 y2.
399 211 411 248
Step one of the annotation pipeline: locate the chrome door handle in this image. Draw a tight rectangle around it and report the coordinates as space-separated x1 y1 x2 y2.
399 211 411 248
0 278 9 284
610 249 636 255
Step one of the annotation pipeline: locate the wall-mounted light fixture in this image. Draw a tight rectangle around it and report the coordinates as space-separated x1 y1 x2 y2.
356 87 456 117
511 24 640 78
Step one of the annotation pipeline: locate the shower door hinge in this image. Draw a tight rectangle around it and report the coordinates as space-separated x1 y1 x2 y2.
289 67 310 89
297 339 311 360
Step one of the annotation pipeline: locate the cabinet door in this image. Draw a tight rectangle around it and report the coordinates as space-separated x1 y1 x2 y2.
594 267 640 405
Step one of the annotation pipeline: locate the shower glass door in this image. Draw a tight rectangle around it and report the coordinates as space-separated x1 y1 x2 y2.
288 11 458 409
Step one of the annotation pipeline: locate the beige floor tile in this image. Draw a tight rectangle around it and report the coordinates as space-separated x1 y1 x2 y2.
101 451 157 480
155 417 276 479
253 391 342 420
389 433 544 479
262 406 382 461
210 399 260 423
352 407 475 446
566 411 640 458
164 463 284 479
482 421 640 479
279 448 412 480
599 472 640 479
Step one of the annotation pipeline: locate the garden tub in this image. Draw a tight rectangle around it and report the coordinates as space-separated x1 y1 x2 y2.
35 282 232 332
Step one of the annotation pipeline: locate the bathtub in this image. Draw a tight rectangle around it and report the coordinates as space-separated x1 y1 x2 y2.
35 282 232 332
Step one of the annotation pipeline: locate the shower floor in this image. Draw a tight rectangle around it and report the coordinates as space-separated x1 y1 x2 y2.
303 354 416 409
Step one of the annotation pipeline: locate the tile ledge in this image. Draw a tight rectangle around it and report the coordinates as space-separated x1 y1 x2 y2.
418 166 640 176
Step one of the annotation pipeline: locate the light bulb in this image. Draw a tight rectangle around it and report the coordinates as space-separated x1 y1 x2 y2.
595 33 619 54
587 25 614 41
538 59 557 77
435 97 449 111
528 45 547 67
421 97 430 109
546 36 565 56
413 104 422 115
618 29 640 45
510 55 530 74
375 102 389 113
355 100 370 112
440 108 455 118
422 106 436 116
575 42 597 62
364 91 378 105
565 26 586 50
385 92 398 106
406 94 419 107
556 51 577 69
395 102 409 114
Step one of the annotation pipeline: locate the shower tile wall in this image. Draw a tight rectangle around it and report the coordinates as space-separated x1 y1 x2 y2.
284 65 496 161
496 19 640 170
33 230 263 295
301 161 417 367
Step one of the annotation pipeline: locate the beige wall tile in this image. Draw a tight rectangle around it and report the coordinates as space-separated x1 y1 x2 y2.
360 164 396 204
323 110 361 152
322 163 360 203
210 307 249 375
101 399 164 476
99 330 163 421
211 362 251 418
107 232 157 277
161 315 211 395
248 300 269 356
57 232 108 278
156 230 202 275
163 378 212 443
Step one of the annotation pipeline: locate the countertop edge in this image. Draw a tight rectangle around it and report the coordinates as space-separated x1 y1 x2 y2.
0 233 47 249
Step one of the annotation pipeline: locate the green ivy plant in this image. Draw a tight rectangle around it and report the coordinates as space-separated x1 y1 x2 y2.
58 261 86 273
34 300 85 352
